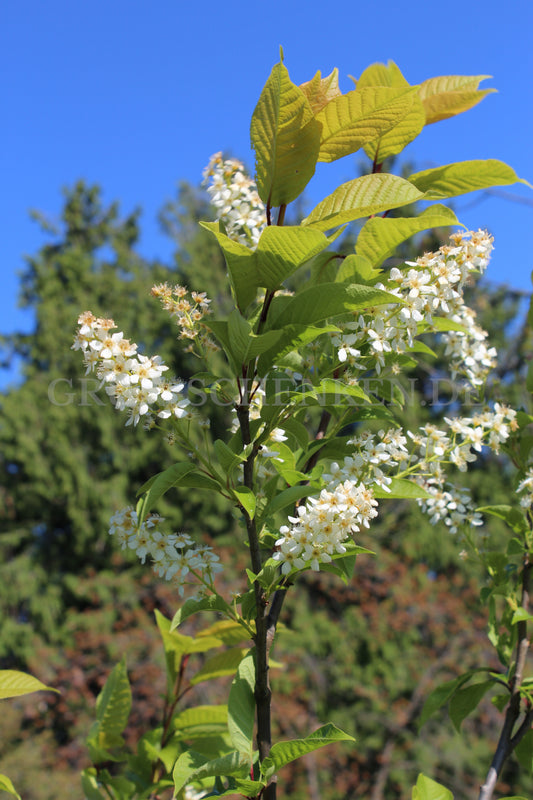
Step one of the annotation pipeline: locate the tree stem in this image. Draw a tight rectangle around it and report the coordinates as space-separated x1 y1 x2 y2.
478 557 531 800
236 399 276 800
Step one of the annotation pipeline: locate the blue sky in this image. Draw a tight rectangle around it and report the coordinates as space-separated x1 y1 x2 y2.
2 0 533 386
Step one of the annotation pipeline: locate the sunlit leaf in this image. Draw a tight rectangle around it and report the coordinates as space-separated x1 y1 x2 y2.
356 205 460 267
260 723 355 780
418 74 494 124
303 173 423 230
299 68 341 114
412 773 454 800
409 160 529 200
251 61 320 207
316 86 419 163
0 670 58 700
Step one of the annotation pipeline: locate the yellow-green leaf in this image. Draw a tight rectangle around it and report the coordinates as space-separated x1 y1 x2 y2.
200 221 258 310
418 74 495 124
409 159 530 200
355 60 411 89
299 68 342 114
0 774 21 799
356 205 460 267
250 61 320 207
303 173 423 231
364 94 426 162
0 670 58 700
316 86 418 163
256 225 329 288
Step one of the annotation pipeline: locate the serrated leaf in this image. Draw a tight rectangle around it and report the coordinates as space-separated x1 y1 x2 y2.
260 723 354 780
191 648 248 686
449 679 494 732
303 173 423 230
476 505 528 535
356 205 460 267
409 160 529 200
171 595 234 631
364 95 426 162
412 773 453 800
228 651 255 757
256 225 329 289
299 68 342 114
92 659 131 754
173 750 249 795
251 61 320 207
336 254 381 284
256 323 340 377
0 774 21 799
0 670 58 700
418 74 494 124
199 221 258 310
316 86 419 163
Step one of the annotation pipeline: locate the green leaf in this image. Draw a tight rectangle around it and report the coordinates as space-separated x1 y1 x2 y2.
227 651 256 757
303 173 424 231
268 282 402 330
316 86 419 163
190 648 248 686
511 607 533 625
477 505 529 536
196 619 253 646
356 205 460 267
418 74 495 124
256 225 330 289
171 595 234 631
173 750 250 795
263 485 318 518
356 60 411 90
93 658 132 750
251 60 320 207
373 478 430 500
449 679 494 732
214 438 244 475
409 160 530 200
515 729 533 775
136 462 196 524
80 771 107 800
335 254 381 284
0 774 21 799
213 778 267 797
256 322 340 376
173 705 228 739
260 723 355 780
0 670 58 700
419 672 479 727
412 773 454 800
233 487 257 519
199 221 258 310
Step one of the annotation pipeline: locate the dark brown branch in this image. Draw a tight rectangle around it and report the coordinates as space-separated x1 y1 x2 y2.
478 558 531 800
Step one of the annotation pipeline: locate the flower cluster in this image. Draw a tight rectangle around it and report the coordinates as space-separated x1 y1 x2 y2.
273 481 378 574
151 283 215 352
109 507 222 596
73 312 190 426
203 152 266 249
333 230 496 387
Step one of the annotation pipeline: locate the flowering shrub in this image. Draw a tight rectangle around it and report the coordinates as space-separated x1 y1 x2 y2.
69 55 533 800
